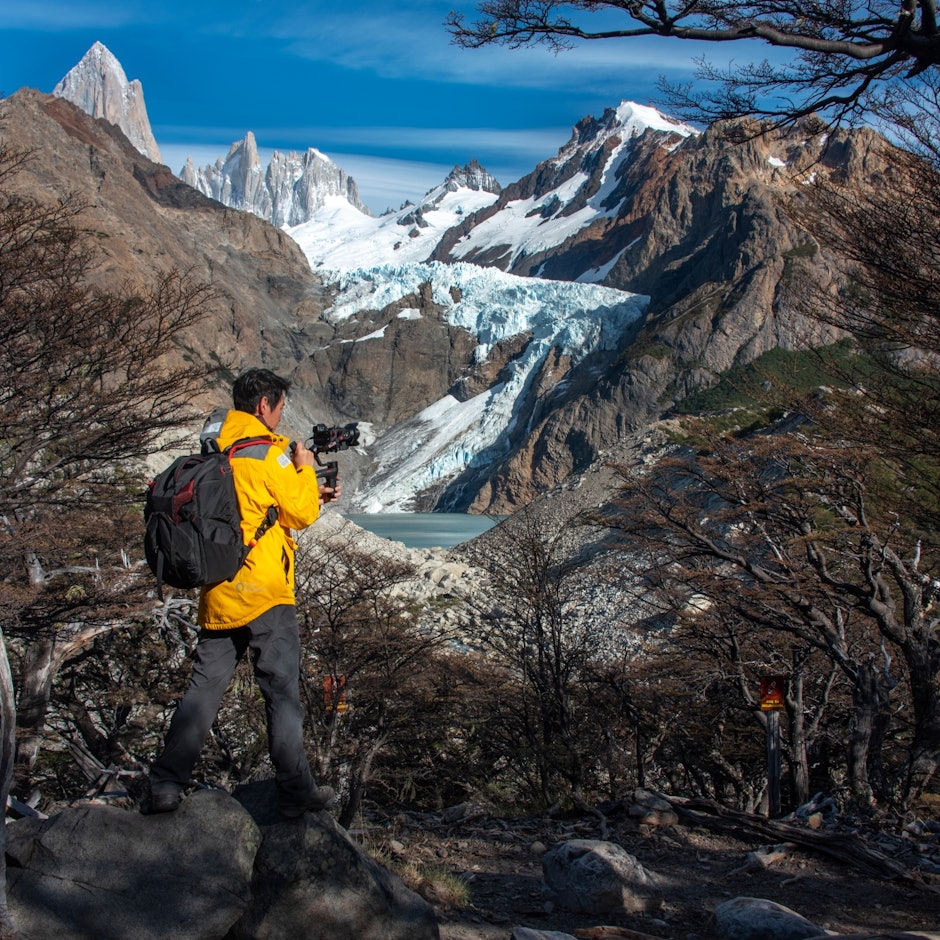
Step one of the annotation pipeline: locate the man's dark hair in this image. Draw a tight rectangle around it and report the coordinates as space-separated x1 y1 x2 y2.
232 369 291 414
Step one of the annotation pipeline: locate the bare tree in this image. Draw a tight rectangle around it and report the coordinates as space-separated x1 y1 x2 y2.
294 526 462 826
446 0 940 126
462 507 603 807
0 141 218 796
601 424 936 805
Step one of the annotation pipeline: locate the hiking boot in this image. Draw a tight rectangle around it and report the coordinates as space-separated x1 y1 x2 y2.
307 785 337 811
141 788 181 815
279 785 337 818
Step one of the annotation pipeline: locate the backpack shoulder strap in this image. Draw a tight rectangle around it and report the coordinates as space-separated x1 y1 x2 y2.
223 437 279 550
225 436 274 460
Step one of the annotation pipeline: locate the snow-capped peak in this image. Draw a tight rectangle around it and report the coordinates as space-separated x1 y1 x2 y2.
180 133 369 227
439 159 501 196
288 160 502 271
613 100 697 138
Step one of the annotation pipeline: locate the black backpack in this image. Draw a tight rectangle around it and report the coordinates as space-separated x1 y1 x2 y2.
144 435 277 600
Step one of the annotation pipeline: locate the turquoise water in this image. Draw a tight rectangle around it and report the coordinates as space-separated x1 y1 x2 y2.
344 513 500 549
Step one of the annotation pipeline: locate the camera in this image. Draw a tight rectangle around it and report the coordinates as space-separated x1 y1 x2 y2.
310 422 360 454
307 422 360 490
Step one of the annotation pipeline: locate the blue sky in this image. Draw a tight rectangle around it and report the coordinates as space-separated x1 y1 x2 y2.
1 1 755 212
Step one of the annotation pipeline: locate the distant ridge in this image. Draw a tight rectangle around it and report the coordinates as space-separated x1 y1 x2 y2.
181 131 370 227
53 41 162 163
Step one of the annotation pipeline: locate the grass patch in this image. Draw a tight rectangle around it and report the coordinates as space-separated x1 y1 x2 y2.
363 839 471 909
672 340 857 418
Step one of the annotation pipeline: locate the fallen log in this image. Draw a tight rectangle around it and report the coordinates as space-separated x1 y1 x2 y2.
667 796 936 889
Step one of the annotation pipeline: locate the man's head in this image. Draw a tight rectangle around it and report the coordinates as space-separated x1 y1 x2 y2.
233 369 291 431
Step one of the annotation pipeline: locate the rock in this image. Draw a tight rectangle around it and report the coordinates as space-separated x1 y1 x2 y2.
6 789 259 939
229 808 439 940
541 838 663 915
441 801 488 823
6 784 439 940
628 787 680 826
712 897 826 940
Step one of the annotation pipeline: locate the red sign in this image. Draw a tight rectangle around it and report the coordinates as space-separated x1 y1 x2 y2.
323 674 348 712
760 676 786 711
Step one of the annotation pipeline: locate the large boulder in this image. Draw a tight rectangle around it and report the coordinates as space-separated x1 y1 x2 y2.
6 789 259 939
5 784 439 940
229 807 439 939
541 838 663 915
712 897 826 940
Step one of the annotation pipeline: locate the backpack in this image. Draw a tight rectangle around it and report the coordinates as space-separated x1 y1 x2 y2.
144 433 277 600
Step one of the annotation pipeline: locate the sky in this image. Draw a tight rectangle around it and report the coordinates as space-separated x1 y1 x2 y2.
0 0 771 214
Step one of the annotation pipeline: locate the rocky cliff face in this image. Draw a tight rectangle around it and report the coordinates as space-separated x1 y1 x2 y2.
423 117 892 511
0 89 334 428
52 41 162 164
181 131 370 226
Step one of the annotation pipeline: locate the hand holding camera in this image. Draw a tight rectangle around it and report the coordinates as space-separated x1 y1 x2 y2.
293 422 360 502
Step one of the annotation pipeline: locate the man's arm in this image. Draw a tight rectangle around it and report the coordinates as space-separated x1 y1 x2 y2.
265 441 320 530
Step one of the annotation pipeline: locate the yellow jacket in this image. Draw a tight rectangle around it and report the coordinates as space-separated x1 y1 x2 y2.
197 410 319 629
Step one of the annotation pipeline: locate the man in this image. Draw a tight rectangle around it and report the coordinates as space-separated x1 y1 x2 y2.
144 368 337 817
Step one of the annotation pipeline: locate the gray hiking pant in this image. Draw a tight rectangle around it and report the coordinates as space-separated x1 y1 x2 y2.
149 604 315 814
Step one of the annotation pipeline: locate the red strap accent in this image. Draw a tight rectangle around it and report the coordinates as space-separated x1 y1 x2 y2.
225 437 273 458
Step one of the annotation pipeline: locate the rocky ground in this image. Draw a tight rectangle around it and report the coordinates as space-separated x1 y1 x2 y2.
360 800 940 940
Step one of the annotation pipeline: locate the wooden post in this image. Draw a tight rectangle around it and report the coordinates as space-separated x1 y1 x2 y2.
760 675 785 819
766 709 781 818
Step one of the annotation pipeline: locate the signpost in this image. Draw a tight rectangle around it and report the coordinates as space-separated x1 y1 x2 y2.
323 674 348 713
760 675 786 817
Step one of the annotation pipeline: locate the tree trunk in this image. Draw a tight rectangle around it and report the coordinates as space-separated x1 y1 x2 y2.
846 662 878 806
902 644 940 799
0 629 19 938
338 736 384 830
12 621 116 794
787 671 811 805
12 634 58 794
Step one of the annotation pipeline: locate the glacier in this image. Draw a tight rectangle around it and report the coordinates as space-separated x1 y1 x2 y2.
283 102 700 511
321 262 649 512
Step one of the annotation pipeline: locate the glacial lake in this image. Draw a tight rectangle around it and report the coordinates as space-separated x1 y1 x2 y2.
344 513 501 549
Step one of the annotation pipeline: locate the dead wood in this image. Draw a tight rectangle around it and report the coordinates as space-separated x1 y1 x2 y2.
667 796 936 889
574 927 666 939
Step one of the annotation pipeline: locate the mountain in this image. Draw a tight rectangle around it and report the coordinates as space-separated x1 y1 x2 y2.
1 78 894 516
0 89 334 438
293 102 693 277
431 101 697 279
181 131 370 227
288 101 892 512
289 160 502 272
438 115 893 511
52 41 162 163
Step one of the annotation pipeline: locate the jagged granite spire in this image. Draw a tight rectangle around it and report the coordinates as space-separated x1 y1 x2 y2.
181 133 370 227
53 41 162 163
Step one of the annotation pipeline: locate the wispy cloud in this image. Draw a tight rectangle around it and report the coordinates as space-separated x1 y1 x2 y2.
3 0 160 30
258 124 570 160
278 14 704 91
